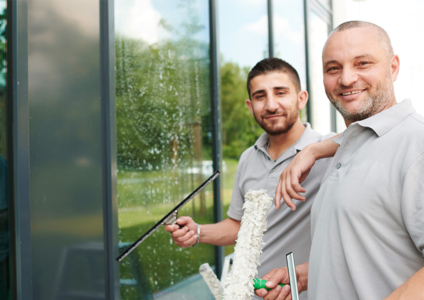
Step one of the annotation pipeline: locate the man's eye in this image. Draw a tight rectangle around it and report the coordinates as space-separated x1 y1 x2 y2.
359 61 370 66
256 94 264 99
326 67 339 72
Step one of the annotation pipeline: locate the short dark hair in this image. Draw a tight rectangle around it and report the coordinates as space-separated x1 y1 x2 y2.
247 58 301 98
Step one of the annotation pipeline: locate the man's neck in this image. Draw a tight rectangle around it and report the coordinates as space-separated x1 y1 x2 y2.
267 119 305 161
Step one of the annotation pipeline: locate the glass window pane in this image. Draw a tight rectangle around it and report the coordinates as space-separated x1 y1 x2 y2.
308 11 332 134
0 1 9 299
115 1 215 299
273 0 307 120
217 0 268 256
218 0 268 66
316 0 331 9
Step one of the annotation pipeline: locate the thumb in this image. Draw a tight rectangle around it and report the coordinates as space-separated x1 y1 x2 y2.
176 216 192 226
264 268 289 288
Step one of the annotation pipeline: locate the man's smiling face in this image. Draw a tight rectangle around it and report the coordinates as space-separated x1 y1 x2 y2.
246 71 304 136
322 26 399 125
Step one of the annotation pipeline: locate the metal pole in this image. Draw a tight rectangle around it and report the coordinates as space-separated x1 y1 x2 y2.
267 0 274 58
209 0 224 279
12 0 33 299
100 0 120 298
303 0 312 124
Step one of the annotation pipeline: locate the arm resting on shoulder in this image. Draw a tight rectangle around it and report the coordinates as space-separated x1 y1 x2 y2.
275 134 341 210
384 267 424 300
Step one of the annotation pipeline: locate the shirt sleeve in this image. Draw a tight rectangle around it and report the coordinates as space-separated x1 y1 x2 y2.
226 158 245 221
401 151 424 257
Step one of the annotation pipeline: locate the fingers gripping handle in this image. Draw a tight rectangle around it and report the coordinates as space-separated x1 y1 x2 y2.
162 210 184 229
253 279 285 291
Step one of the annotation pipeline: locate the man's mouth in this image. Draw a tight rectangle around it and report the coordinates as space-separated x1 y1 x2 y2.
264 114 286 119
340 89 366 96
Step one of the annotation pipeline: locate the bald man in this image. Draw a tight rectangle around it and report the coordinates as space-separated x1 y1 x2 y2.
260 21 424 300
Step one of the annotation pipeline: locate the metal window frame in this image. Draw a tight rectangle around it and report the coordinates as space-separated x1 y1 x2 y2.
11 0 32 299
304 0 336 132
100 0 120 299
267 0 274 58
209 0 225 279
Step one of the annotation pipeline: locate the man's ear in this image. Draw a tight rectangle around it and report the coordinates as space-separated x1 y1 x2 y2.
297 90 308 110
246 99 254 117
391 54 400 82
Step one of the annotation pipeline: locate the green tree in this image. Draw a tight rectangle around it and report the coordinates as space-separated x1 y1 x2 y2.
220 61 262 159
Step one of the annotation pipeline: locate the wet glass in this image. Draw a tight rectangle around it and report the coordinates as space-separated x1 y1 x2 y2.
307 11 332 134
217 0 268 256
0 1 9 299
115 0 216 299
273 0 307 121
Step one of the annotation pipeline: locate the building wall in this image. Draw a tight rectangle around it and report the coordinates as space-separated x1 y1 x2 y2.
6 1 334 300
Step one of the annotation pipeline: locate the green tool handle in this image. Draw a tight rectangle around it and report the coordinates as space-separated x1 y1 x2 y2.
253 278 285 291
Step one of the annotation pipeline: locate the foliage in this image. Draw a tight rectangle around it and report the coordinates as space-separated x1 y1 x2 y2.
220 62 263 159
115 22 212 171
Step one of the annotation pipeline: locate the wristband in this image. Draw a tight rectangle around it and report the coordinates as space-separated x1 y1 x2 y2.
192 223 200 247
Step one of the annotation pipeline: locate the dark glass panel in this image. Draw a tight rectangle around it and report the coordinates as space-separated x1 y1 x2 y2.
28 1 105 299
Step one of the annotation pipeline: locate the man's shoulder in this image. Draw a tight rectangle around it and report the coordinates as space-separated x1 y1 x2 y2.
401 112 424 139
238 144 258 162
304 123 336 141
410 112 424 126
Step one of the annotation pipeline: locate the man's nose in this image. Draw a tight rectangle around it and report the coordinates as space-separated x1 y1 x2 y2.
265 94 279 111
338 67 359 87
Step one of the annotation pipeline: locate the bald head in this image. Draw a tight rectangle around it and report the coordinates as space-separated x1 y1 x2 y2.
327 21 394 59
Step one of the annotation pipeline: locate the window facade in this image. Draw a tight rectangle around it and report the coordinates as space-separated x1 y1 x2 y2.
4 1 333 299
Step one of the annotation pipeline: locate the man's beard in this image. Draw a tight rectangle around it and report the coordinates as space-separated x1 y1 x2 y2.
253 107 298 136
327 75 393 123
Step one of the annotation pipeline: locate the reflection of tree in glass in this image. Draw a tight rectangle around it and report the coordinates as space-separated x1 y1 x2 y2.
116 14 210 173
220 61 262 160
116 1 216 297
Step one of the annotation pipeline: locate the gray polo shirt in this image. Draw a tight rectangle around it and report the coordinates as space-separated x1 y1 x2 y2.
309 99 424 300
228 123 332 300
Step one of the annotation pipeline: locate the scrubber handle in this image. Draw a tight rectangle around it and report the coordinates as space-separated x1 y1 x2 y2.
253 278 285 291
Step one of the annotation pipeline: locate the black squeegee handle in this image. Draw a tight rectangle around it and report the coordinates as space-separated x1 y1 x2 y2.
116 170 220 262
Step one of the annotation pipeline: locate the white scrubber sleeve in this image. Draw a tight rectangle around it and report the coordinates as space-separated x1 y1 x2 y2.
199 263 224 300
223 189 272 300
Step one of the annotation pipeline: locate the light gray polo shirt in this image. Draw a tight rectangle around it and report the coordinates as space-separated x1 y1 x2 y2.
228 123 333 300
309 99 424 300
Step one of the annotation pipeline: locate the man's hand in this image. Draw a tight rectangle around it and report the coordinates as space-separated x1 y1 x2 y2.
255 262 309 300
164 216 198 248
275 135 341 210
275 145 317 210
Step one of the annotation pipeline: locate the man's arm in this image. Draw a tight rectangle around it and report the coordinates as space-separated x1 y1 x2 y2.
275 134 341 210
384 267 424 300
164 217 241 247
